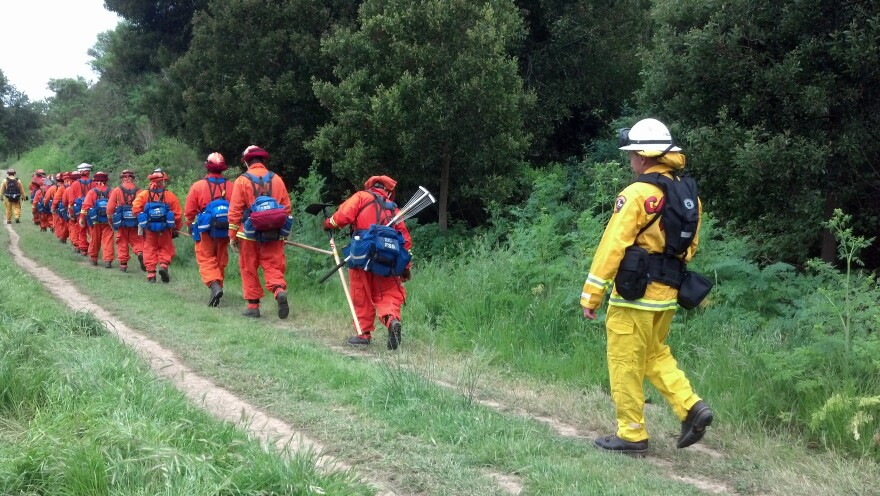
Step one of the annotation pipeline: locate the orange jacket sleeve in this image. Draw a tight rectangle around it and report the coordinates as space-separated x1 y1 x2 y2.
166 191 184 230
184 180 207 224
132 189 149 216
106 187 120 219
52 185 65 209
79 188 97 219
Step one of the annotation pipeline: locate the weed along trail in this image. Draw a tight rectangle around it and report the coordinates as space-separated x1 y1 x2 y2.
3 223 398 496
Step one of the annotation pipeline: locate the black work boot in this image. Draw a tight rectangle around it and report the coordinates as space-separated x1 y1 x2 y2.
158 265 170 283
275 290 289 319
594 435 648 456
241 307 261 318
387 319 402 350
137 253 146 271
119 264 128 273
347 333 372 346
678 401 713 449
208 281 223 307
91 259 98 266
104 261 112 269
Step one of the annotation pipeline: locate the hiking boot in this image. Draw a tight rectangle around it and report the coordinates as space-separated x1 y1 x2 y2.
677 400 713 449
137 253 146 271
15 219 19 223
158 265 170 283
119 265 128 273
59 239 66 244
147 276 157 283
241 307 261 318
208 282 223 307
91 259 98 266
594 435 648 456
104 261 112 269
387 319 402 350
5 220 9 224
347 333 372 346
275 290 289 319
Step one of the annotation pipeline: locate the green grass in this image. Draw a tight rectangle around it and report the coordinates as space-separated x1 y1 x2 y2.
0 231 371 494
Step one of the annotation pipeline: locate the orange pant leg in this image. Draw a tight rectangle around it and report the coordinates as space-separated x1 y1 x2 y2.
259 240 286 294
56 216 68 240
143 231 161 272
88 225 101 261
98 224 114 262
349 268 377 333
238 239 264 300
41 212 51 229
194 235 230 286
77 224 90 251
372 273 406 323
156 230 174 267
69 221 81 248
115 228 131 264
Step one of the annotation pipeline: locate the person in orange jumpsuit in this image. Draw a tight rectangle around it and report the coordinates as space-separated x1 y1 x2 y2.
185 152 231 307
67 165 93 255
132 170 183 283
323 175 413 349
106 169 145 272
30 170 45 224
227 145 290 319
52 172 72 243
43 174 62 233
63 171 84 254
79 171 115 268
32 178 48 231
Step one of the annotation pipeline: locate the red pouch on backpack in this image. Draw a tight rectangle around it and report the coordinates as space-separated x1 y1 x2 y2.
249 207 288 231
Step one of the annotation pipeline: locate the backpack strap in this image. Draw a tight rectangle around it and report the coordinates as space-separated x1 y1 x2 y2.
242 172 273 198
206 177 226 201
121 187 138 205
148 188 166 203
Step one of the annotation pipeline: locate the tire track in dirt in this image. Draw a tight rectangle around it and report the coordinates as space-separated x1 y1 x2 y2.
4 224 398 496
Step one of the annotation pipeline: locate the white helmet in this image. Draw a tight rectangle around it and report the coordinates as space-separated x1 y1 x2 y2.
618 118 681 152
77 162 93 171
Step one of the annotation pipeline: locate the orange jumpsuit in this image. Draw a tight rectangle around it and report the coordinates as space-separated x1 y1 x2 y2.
132 183 183 277
325 186 412 335
185 173 230 288
43 183 58 231
30 177 42 224
106 180 144 269
227 163 290 303
66 178 92 253
52 180 70 242
80 184 114 263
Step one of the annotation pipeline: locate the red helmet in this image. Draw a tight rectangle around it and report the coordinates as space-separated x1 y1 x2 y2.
55 172 63 181
147 170 168 181
62 172 71 180
205 152 227 172
120 169 135 178
70 170 82 179
93 172 109 182
35 169 46 176
242 145 269 162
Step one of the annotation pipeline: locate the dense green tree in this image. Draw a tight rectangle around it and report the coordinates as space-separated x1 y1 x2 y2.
170 0 359 179
641 0 880 263
104 0 208 56
309 0 534 230
0 87 42 160
515 0 651 162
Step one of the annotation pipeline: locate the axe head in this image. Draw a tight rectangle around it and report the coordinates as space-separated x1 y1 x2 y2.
305 203 334 216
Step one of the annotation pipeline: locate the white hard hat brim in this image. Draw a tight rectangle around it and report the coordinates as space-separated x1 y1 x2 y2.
619 143 682 152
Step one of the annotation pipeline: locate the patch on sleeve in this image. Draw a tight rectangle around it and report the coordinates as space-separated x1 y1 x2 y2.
614 195 627 213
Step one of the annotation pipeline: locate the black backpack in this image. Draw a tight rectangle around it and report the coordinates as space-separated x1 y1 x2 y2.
3 179 21 201
636 171 699 257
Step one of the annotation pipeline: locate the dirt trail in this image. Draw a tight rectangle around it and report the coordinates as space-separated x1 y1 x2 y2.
3 224 398 496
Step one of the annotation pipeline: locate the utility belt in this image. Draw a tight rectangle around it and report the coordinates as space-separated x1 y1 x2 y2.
614 246 712 310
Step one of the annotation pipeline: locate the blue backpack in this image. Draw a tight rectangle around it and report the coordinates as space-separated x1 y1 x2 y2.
192 177 229 242
71 179 91 216
137 189 175 232
55 198 68 221
111 187 139 230
240 172 292 242
87 188 110 226
342 192 412 277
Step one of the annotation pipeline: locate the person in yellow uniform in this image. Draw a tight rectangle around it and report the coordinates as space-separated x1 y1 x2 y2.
581 118 713 455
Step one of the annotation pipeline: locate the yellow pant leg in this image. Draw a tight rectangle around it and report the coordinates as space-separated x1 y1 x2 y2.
2 199 10 221
13 201 21 220
644 310 701 421
606 305 652 442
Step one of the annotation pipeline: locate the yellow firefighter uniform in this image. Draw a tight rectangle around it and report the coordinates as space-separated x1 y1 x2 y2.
581 160 704 443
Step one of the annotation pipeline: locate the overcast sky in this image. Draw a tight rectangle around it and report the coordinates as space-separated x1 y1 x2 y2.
0 0 121 101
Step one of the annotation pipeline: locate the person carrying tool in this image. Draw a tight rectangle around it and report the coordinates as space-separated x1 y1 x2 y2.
52 172 72 242
29 169 45 224
63 170 84 254
1 168 26 224
185 152 231 306
132 170 183 283
322 175 413 350
43 174 62 233
228 145 291 319
79 171 115 268
107 170 145 272
69 163 93 254
581 118 713 456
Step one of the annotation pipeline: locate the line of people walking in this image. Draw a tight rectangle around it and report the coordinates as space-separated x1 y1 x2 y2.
6 145 413 353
